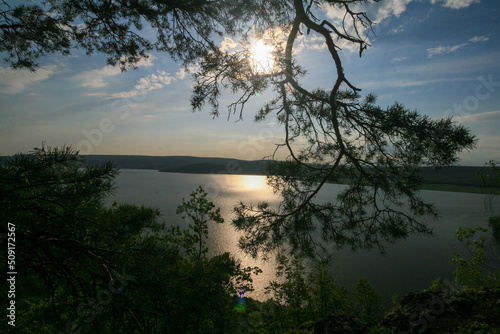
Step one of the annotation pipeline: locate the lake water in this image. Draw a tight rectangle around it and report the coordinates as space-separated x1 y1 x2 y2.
105 169 497 306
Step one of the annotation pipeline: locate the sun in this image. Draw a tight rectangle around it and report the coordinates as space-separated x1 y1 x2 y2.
249 40 275 74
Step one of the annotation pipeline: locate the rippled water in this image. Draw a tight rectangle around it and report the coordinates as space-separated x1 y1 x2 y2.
106 169 495 305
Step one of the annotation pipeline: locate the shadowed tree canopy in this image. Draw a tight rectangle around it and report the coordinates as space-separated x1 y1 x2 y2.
0 146 258 332
1 0 476 258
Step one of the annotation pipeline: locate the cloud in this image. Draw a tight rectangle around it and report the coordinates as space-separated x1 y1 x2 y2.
77 66 122 88
173 64 198 81
394 51 500 77
365 0 413 23
108 70 183 99
360 76 475 90
431 0 480 9
391 57 407 62
427 35 489 58
75 56 155 88
220 37 238 52
458 134 500 165
324 0 412 25
0 65 59 94
176 68 188 80
427 43 468 58
135 73 176 91
389 25 405 35
322 0 480 55
469 35 490 43
295 35 326 52
461 110 500 122
322 0 412 52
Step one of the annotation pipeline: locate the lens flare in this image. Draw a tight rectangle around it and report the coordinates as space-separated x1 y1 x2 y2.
235 285 246 313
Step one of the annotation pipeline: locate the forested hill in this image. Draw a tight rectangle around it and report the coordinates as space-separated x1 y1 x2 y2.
82 155 267 175
0 155 473 192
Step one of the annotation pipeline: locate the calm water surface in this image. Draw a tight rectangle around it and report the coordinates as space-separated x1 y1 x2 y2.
106 169 495 306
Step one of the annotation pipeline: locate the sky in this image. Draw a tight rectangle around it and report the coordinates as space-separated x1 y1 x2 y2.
0 0 499 166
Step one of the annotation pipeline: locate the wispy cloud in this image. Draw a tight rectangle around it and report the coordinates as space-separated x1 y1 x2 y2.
461 110 500 122
427 35 489 58
395 51 500 76
0 65 60 95
389 25 406 35
108 70 183 99
391 56 408 62
295 35 326 52
77 66 121 88
220 37 238 52
427 43 468 58
431 0 480 10
469 35 490 43
459 134 500 165
75 56 155 89
360 76 475 90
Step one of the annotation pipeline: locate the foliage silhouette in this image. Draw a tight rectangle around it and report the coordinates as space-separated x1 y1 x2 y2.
0 146 257 333
260 254 384 333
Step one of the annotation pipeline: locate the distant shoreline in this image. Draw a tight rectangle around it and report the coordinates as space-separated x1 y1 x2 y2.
158 170 496 194
74 155 498 195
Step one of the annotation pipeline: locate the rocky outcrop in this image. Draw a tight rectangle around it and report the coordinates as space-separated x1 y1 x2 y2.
314 311 368 334
381 286 500 333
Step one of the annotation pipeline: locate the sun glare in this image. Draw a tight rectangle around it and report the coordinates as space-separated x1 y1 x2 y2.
239 175 267 190
249 40 275 74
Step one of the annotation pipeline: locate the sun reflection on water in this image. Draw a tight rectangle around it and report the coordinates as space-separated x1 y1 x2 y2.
237 175 268 191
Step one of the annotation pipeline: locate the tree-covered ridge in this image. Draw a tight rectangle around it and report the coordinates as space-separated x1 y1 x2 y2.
3 154 496 190
78 155 269 174
60 154 499 191
4 153 496 195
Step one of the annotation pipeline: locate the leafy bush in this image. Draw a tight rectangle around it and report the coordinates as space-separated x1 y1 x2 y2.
451 226 500 289
263 255 384 332
456 321 500 334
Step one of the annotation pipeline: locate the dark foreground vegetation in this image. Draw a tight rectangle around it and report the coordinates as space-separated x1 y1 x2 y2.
1 147 499 333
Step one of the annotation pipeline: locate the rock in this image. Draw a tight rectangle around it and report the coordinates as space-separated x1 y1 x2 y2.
314 311 368 334
381 287 500 333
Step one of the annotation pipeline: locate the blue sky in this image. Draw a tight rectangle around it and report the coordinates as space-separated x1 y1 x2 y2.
0 0 499 165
